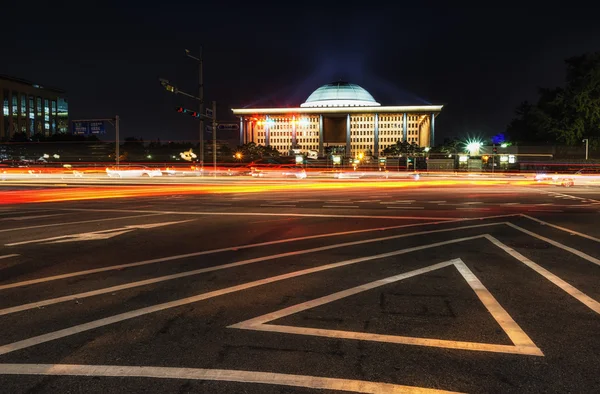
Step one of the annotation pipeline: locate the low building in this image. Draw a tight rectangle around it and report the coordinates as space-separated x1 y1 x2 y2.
232 81 442 157
0 75 68 140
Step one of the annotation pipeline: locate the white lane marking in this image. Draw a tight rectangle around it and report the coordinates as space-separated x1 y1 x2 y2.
322 205 359 209
0 225 503 315
386 206 425 210
485 235 600 315
0 210 53 216
462 202 484 205
0 364 461 394
58 207 465 221
521 214 600 243
0 254 19 260
427 201 446 203
0 213 164 234
231 259 542 356
500 203 520 206
260 204 296 208
0 235 484 355
0 218 513 291
455 208 490 211
527 210 564 213
0 214 65 222
506 223 600 267
5 221 194 247
354 199 381 202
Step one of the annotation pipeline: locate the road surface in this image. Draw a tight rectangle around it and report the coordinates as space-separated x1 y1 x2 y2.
0 181 599 393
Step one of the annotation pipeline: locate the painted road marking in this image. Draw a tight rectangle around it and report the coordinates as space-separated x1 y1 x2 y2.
455 207 490 211
230 259 543 356
0 218 513 291
58 207 466 221
0 214 65 222
485 235 600 315
386 206 425 210
0 213 164 234
0 236 485 355
0 225 505 315
0 364 461 394
322 205 359 209
260 204 297 207
427 201 446 203
505 223 600 267
0 254 19 260
521 214 600 243
527 209 564 213
5 221 194 246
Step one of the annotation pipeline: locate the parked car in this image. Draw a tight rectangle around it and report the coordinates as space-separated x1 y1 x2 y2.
106 165 163 178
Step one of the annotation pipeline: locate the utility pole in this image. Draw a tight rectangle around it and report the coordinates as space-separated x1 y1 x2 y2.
583 138 589 160
212 100 217 177
115 115 120 166
185 48 204 168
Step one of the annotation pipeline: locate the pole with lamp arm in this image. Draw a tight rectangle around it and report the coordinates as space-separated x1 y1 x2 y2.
583 139 589 160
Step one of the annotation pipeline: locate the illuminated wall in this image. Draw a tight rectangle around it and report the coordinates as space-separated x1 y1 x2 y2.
0 76 68 140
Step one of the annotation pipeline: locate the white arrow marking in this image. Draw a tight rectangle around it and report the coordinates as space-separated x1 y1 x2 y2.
5 220 194 246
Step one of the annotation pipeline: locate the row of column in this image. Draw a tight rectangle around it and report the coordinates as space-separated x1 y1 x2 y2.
238 112 436 156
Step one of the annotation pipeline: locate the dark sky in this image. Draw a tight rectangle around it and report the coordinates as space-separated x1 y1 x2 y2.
2 2 600 145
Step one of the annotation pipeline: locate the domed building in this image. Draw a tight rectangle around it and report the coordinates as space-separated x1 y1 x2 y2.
231 81 442 158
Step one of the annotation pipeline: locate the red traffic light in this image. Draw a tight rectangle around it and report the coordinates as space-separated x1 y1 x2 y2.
176 107 185 113
190 112 199 118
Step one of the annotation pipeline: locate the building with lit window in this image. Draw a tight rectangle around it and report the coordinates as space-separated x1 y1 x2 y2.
232 81 442 157
0 75 68 141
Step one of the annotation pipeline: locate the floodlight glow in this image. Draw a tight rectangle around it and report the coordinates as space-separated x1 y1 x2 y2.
299 117 310 126
500 143 508 148
465 140 483 155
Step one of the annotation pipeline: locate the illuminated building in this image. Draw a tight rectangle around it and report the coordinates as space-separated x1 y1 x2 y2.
0 75 68 140
232 81 442 157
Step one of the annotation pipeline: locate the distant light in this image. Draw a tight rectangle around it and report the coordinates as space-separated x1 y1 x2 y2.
500 143 508 148
299 117 310 126
465 140 482 155
295 155 304 164
43 154 49 159
459 155 469 162
424 147 430 152
53 154 60 159
147 155 152 159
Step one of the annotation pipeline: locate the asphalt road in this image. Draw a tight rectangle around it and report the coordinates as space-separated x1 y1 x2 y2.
0 182 599 393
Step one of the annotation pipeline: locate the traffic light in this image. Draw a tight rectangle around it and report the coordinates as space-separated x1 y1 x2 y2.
176 107 186 113
189 111 199 118
493 146 498 154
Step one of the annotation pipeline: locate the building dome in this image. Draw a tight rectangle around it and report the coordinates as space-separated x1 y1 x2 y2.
301 81 380 108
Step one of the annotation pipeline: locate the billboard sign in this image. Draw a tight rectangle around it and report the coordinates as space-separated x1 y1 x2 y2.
89 121 105 134
72 122 89 135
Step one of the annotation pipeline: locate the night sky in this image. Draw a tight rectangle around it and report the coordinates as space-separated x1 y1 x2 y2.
2 2 599 145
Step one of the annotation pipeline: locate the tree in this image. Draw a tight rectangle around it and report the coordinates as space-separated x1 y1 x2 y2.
507 52 600 146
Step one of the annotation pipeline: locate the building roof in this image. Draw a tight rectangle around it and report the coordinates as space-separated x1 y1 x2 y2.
232 105 443 115
0 74 66 94
300 81 380 108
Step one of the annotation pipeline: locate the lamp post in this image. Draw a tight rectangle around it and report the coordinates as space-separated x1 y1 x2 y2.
185 48 204 168
583 139 589 160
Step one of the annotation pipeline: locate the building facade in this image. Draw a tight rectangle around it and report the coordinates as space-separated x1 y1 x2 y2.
0 75 68 141
232 81 442 157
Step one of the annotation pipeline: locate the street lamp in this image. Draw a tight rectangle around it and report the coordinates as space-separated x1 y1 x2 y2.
466 141 482 155
583 139 589 160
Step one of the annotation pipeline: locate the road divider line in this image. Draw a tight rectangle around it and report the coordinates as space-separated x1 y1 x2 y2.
322 205 358 209
0 215 516 291
506 223 600 267
0 225 503 315
520 214 600 243
0 235 485 355
0 213 164 234
57 207 467 221
485 235 600 315
0 364 461 394
0 254 19 260
0 214 66 222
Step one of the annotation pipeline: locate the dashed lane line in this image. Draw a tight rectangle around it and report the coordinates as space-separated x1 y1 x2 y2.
0 235 484 355
322 205 359 209
260 204 297 208
0 217 515 291
0 213 165 234
386 206 425 210
0 364 461 394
